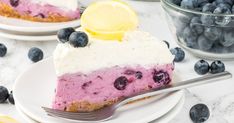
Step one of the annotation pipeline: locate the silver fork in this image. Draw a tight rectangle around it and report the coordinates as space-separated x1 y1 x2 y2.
43 71 232 122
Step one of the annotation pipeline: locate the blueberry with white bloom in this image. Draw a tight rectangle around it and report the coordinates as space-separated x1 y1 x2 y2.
202 3 216 12
217 3 232 10
190 104 210 123
185 37 198 49
194 60 210 75
221 31 234 47
201 12 215 26
194 0 209 7
169 0 182 6
215 0 233 6
183 26 198 38
197 35 214 51
210 60 225 74
210 43 229 53
190 17 204 34
213 6 231 26
204 27 222 41
181 0 195 9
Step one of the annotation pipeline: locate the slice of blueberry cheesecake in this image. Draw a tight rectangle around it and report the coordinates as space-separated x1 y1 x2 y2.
0 0 80 22
52 30 175 112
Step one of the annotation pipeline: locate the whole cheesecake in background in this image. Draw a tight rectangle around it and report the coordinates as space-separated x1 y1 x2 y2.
0 0 80 22
52 1 175 112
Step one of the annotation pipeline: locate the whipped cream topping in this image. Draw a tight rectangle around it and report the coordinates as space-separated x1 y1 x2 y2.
32 0 79 11
53 31 174 75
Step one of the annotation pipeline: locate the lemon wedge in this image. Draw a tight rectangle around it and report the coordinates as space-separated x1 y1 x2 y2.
81 0 139 40
0 115 19 123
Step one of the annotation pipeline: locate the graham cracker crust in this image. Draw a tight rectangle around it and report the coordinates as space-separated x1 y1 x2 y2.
66 99 119 112
65 96 152 112
0 2 74 22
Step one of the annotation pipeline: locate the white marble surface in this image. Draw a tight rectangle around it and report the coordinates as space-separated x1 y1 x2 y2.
0 1 234 123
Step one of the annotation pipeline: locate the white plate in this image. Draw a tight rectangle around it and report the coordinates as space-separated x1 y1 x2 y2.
16 95 185 123
13 57 184 123
0 16 80 34
15 104 39 123
0 30 56 41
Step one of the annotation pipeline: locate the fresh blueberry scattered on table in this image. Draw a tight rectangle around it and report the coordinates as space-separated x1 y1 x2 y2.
210 60 225 74
28 47 44 63
194 59 225 75
0 86 9 103
168 0 234 54
0 43 7 57
194 60 210 75
190 104 210 123
0 86 14 105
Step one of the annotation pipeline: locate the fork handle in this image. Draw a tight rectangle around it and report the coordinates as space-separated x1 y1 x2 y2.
116 71 232 108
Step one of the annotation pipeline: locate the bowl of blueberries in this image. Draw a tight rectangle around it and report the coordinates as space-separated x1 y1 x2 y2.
161 0 234 59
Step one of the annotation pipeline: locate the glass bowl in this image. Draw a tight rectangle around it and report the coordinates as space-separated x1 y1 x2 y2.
161 0 234 60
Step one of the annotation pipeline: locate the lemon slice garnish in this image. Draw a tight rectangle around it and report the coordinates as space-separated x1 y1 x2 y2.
81 0 139 40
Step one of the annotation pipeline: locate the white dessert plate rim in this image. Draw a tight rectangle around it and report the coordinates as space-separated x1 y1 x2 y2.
0 30 57 41
0 16 80 33
13 57 184 123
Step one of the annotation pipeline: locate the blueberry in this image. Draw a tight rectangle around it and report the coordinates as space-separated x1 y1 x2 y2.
183 27 198 48
190 104 210 123
209 43 229 53
28 47 43 62
135 71 143 79
197 35 214 51
69 31 89 47
169 0 182 6
57 28 75 43
153 70 171 85
190 17 204 35
194 60 210 75
183 27 198 39
10 0 19 7
8 91 14 105
174 16 190 37
170 47 185 62
210 60 225 74
202 3 216 13
232 5 234 13
217 3 232 10
181 0 195 9
204 27 222 41
114 76 128 90
228 44 234 52
221 31 234 47
201 12 215 26
213 6 231 26
163 40 170 48
215 0 233 6
0 86 9 103
0 43 7 57
185 37 198 49
195 0 209 7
